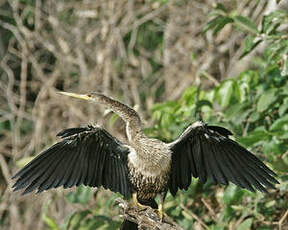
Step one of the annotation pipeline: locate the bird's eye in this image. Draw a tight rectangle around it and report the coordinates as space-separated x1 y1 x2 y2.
87 94 92 97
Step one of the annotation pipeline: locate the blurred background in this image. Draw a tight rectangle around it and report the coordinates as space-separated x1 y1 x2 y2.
1 0 288 229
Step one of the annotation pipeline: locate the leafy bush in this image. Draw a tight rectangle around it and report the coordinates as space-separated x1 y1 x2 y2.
144 4 288 229
147 70 288 229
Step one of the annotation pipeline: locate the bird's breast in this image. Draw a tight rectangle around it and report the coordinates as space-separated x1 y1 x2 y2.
127 145 171 177
127 145 171 199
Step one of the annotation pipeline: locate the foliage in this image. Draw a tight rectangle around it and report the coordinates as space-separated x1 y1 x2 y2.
144 3 288 229
39 187 122 230
203 3 288 72
147 69 288 229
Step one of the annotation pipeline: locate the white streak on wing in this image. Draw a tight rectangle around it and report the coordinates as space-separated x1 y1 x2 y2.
191 120 204 128
204 133 209 139
168 120 204 147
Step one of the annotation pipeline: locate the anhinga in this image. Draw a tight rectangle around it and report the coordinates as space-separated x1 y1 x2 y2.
13 92 279 230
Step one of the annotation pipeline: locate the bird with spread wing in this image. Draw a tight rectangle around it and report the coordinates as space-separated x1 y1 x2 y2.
12 92 279 230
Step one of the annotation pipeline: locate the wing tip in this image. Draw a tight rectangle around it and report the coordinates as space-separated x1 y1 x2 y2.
12 187 19 192
21 188 33 196
12 171 22 179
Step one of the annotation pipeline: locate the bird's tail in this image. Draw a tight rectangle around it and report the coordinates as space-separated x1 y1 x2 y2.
120 220 138 230
120 198 158 230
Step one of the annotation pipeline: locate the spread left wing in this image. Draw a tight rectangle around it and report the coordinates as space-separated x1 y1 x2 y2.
168 121 279 196
12 125 131 198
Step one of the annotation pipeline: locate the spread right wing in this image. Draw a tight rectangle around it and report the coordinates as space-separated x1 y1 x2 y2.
168 121 279 196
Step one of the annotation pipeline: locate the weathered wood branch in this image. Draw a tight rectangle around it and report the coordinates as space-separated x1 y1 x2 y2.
116 198 184 230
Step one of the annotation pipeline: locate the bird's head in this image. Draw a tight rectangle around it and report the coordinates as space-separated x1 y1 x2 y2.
57 91 104 102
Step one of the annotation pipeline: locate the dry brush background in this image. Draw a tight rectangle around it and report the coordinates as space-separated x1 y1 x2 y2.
0 0 287 229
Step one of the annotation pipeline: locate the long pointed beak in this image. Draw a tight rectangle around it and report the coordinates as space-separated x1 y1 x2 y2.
57 91 93 101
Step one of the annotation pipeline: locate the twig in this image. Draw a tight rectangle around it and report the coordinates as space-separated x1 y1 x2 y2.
201 198 217 222
180 204 210 230
278 209 288 230
116 198 184 230
0 154 11 186
199 71 220 86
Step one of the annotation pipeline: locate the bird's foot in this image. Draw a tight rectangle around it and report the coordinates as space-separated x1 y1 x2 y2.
155 209 163 222
132 193 149 211
155 204 168 222
135 202 149 210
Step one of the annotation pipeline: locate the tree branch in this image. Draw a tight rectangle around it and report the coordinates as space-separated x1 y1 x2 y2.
116 198 184 230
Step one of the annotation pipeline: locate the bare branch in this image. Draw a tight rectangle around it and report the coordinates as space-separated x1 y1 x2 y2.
116 198 184 230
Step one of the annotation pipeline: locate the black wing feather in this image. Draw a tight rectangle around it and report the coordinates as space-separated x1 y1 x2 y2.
222 148 254 190
12 142 63 180
30 147 68 193
201 138 217 184
229 148 275 189
84 142 96 186
199 138 209 183
12 126 131 198
169 122 279 195
192 137 202 180
188 144 198 179
219 146 247 189
13 148 59 192
210 142 229 185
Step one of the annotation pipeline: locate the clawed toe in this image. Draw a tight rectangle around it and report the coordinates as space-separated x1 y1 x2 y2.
155 204 168 222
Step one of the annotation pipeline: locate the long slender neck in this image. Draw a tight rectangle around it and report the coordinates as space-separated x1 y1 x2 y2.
95 94 143 142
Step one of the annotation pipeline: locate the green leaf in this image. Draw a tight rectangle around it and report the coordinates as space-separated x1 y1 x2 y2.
240 36 262 58
223 184 244 205
261 10 286 34
216 80 234 108
270 114 288 131
262 138 284 155
211 226 226 230
265 200 276 208
181 86 197 105
203 16 223 33
279 98 288 116
212 17 233 35
42 201 59 230
201 89 215 102
224 103 250 125
256 89 278 112
233 15 258 34
215 3 228 13
42 215 59 230
181 210 193 221
66 186 92 205
237 218 253 230
273 157 288 172
203 16 233 35
68 210 91 230
237 129 270 146
281 54 288 76
171 206 181 216
249 111 260 123
238 70 259 87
